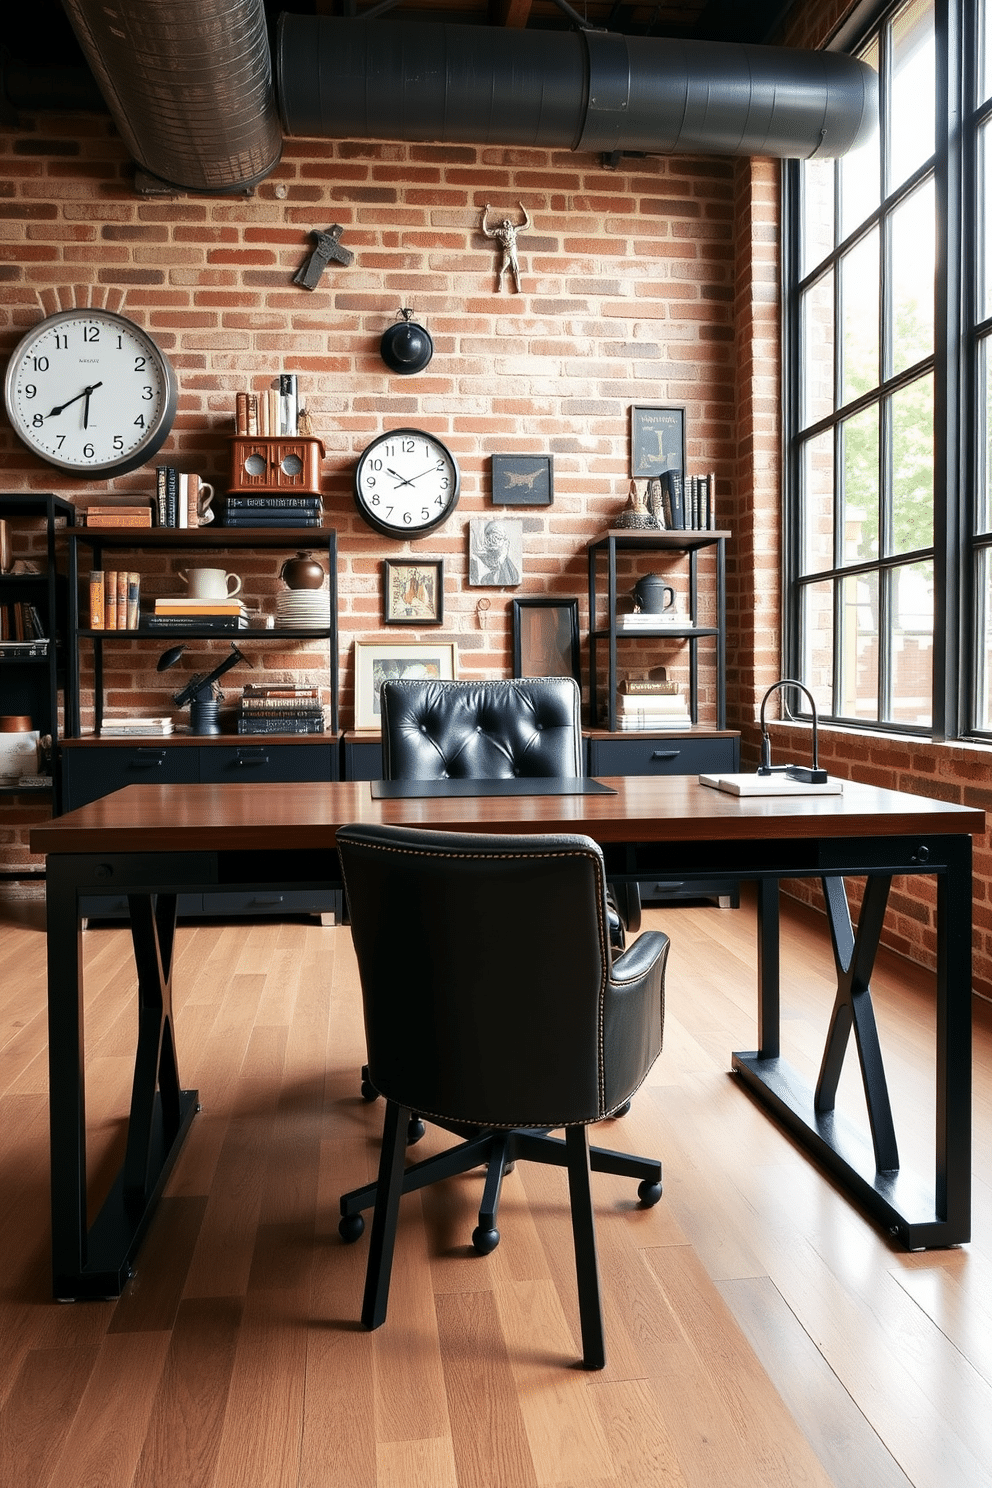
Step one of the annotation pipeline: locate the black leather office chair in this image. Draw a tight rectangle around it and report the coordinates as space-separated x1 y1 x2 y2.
357 676 641 1108
336 822 669 1370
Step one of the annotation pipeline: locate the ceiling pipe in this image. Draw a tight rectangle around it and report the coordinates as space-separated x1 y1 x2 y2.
276 16 877 160
58 0 282 193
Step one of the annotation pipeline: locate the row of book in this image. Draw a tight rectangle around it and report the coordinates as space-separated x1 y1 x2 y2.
0 601 46 643
613 673 692 731
235 682 326 735
234 375 302 438
223 494 323 528
155 468 210 528
653 471 717 531
89 570 141 631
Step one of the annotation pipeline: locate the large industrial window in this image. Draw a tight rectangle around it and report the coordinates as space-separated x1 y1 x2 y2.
784 0 992 740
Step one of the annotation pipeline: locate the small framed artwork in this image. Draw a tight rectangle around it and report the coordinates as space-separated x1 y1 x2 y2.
468 516 523 587
630 405 686 480
353 640 457 730
512 597 581 685
491 454 553 506
382 558 444 625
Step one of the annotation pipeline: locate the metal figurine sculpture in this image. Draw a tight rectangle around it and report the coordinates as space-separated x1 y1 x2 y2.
293 224 354 290
480 203 531 292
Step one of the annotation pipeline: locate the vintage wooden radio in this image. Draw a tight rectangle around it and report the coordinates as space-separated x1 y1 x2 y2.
229 436 325 496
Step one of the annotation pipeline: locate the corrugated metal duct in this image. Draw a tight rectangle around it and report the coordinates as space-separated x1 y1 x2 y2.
59 0 282 193
276 16 877 161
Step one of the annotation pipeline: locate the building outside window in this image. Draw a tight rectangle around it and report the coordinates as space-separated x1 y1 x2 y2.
784 0 992 740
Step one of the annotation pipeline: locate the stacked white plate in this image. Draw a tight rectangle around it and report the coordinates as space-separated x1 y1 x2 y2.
276 589 332 630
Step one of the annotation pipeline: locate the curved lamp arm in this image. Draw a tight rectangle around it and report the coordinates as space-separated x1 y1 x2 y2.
757 678 825 782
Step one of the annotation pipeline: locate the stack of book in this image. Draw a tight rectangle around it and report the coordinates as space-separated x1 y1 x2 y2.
616 609 687 631
223 494 323 528
100 716 174 738
154 468 207 528
144 595 249 632
0 600 46 643
614 676 692 731
83 504 153 528
89 570 141 630
236 683 326 735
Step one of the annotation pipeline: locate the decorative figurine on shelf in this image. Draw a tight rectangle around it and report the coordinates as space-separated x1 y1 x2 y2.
615 479 659 530
292 224 354 290
480 203 531 293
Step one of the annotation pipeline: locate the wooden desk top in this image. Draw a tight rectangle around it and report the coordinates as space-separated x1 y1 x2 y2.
30 776 986 856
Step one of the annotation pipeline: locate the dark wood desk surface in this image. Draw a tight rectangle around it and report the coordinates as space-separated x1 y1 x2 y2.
30 774 986 856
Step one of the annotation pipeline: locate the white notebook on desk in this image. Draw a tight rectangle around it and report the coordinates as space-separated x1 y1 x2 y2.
699 772 844 797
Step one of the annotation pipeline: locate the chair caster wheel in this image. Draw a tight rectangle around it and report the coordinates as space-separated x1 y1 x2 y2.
472 1225 500 1255
360 1065 379 1102
637 1178 663 1207
407 1116 425 1144
339 1213 365 1243
614 1100 631 1117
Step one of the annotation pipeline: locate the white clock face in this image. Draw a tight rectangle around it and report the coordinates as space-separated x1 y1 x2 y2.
355 428 459 538
4 309 178 476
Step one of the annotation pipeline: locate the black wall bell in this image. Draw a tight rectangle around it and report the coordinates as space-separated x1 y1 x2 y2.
380 308 434 375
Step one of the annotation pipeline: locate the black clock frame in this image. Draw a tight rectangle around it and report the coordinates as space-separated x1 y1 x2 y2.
353 427 460 539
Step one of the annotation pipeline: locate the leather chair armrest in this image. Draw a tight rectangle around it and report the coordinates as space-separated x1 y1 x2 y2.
602 930 669 1113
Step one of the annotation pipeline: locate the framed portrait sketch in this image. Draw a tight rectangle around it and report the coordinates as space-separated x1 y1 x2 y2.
383 558 444 625
491 454 553 506
353 640 457 730
512 597 581 685
468 516 523 587
630 405 686 480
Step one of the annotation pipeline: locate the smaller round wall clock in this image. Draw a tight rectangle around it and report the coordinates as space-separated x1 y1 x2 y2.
354 428 460 538
4 307 178 476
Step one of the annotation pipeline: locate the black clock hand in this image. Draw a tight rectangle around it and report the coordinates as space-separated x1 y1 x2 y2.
391 465 437 487
44 381 104 419
386 467 417 489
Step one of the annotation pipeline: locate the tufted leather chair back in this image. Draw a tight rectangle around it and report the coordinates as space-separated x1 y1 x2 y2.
380 676 583 780
337 822 667 1128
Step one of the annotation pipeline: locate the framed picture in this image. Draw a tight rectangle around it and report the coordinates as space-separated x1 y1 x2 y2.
382 558 444 625
491 454 553 506
353 640 457 730
512 597 581 685
468 516 523 587
630 405 686 480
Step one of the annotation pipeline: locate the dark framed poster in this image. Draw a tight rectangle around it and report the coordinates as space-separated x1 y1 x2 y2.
630 406 686 480
491 454 553 506
511 597 580 684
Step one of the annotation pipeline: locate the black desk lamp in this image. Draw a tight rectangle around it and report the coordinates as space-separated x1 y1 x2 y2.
757 678 828 784
157 642 252 734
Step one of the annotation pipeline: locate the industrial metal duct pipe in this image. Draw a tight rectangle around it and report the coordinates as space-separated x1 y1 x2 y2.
59 0 282 193
276 16 877 161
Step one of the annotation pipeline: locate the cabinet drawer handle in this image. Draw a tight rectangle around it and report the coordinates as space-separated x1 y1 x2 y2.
235 751 270 766
650 881 686 891
651 750 680 761
130 750 167 767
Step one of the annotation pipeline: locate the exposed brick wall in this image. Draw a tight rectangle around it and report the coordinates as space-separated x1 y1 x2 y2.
1 35 990 1001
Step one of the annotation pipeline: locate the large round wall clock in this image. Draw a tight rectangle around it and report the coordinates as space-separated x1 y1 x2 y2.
4 308 178 476
354 427 460 538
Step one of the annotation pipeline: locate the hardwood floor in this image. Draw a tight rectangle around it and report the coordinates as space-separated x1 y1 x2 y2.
1 886 990 1487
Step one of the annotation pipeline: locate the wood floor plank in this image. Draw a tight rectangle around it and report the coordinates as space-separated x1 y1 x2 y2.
44 1330 171 1488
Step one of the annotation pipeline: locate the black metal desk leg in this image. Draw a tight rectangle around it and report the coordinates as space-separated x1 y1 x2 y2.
756 878 780 1058
816 874 899 1174
935 835 972 1242
123 893 183 1211
46 855 88 1296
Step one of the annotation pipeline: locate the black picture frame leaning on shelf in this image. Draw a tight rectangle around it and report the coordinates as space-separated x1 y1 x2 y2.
382 558 444 625
491 453 554 506
630 406 686 480
511 597 581 685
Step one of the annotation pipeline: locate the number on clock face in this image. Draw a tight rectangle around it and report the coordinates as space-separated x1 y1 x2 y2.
355 429 460 538
4 309 178 475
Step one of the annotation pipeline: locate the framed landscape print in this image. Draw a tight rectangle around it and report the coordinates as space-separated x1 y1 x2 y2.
353 640 457 730
512 597 581 684
383 558 444 625
491 454 553 506
630 405 686 480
